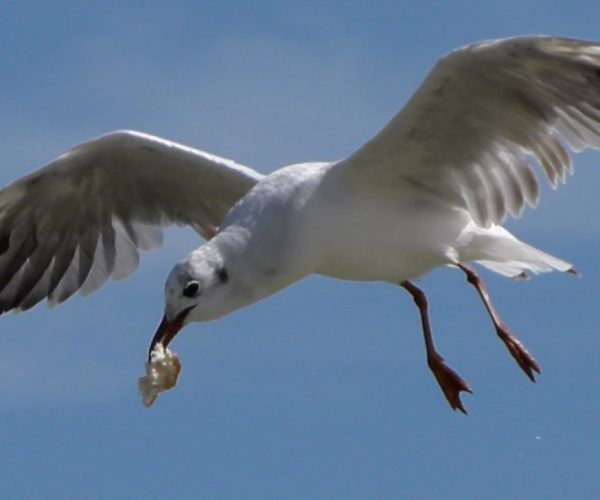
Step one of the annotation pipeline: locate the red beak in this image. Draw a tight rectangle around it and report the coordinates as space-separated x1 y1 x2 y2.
148 306 195 359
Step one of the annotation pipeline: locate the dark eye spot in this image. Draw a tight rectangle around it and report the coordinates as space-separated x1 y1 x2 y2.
216 267 229 284
183 281 200 298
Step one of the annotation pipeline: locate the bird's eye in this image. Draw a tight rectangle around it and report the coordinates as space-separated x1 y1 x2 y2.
183 281 201 298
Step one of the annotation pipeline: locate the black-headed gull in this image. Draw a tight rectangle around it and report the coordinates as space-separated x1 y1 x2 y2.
2 36 599 412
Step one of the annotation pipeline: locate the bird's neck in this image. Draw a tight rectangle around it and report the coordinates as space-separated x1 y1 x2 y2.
210 226 308 314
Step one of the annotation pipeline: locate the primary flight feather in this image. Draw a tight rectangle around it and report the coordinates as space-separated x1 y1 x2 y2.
2 36 599 412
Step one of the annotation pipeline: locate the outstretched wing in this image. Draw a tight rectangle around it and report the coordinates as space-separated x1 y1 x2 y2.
0 130 263 312
336 36 600 226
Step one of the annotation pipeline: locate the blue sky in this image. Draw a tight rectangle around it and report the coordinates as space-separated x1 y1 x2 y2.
1 2 600 499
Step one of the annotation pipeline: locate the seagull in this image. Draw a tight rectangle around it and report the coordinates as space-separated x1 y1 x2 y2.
2 36 599 413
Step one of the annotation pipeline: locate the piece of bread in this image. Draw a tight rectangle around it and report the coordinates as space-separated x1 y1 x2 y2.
138 344 181 407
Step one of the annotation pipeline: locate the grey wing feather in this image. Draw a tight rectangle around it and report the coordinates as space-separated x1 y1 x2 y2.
0 130 263 312
337 36 600 227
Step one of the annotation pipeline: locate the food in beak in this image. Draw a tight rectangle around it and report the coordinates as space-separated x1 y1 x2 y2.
138 343 181 407
138 307 193 407
148 306 195 357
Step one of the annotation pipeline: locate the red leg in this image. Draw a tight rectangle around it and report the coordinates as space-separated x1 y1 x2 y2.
401 281 472 414
458 264 541 381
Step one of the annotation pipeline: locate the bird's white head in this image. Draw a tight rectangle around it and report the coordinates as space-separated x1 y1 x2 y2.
148 244 237 357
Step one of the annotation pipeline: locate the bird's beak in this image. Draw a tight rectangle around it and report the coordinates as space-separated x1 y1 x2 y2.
148 306 195 359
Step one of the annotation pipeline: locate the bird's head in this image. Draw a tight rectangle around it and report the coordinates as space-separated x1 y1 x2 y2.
148 246 234 358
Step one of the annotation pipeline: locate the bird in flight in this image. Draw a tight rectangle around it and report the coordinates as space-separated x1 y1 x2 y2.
1 36 599 412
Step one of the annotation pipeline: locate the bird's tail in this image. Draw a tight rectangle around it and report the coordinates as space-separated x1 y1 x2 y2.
457 223 575 279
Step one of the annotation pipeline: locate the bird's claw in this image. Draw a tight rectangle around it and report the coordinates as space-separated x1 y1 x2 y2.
498 328 541 382
428 355 472 414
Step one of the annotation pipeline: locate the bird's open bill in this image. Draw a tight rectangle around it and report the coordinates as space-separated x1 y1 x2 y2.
148 306 195 359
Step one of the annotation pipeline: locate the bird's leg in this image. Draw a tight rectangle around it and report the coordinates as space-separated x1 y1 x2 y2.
401 281 472 414
457 263 541 381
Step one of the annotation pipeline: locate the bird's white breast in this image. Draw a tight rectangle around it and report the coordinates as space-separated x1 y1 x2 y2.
221 162 470 286
305 178 470 283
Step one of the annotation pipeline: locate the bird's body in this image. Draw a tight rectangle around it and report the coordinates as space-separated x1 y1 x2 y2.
192 158 568 321
2 35 600 411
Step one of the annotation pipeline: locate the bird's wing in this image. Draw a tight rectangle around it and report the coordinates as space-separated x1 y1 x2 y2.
0 130 263 312
335 36 600 226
